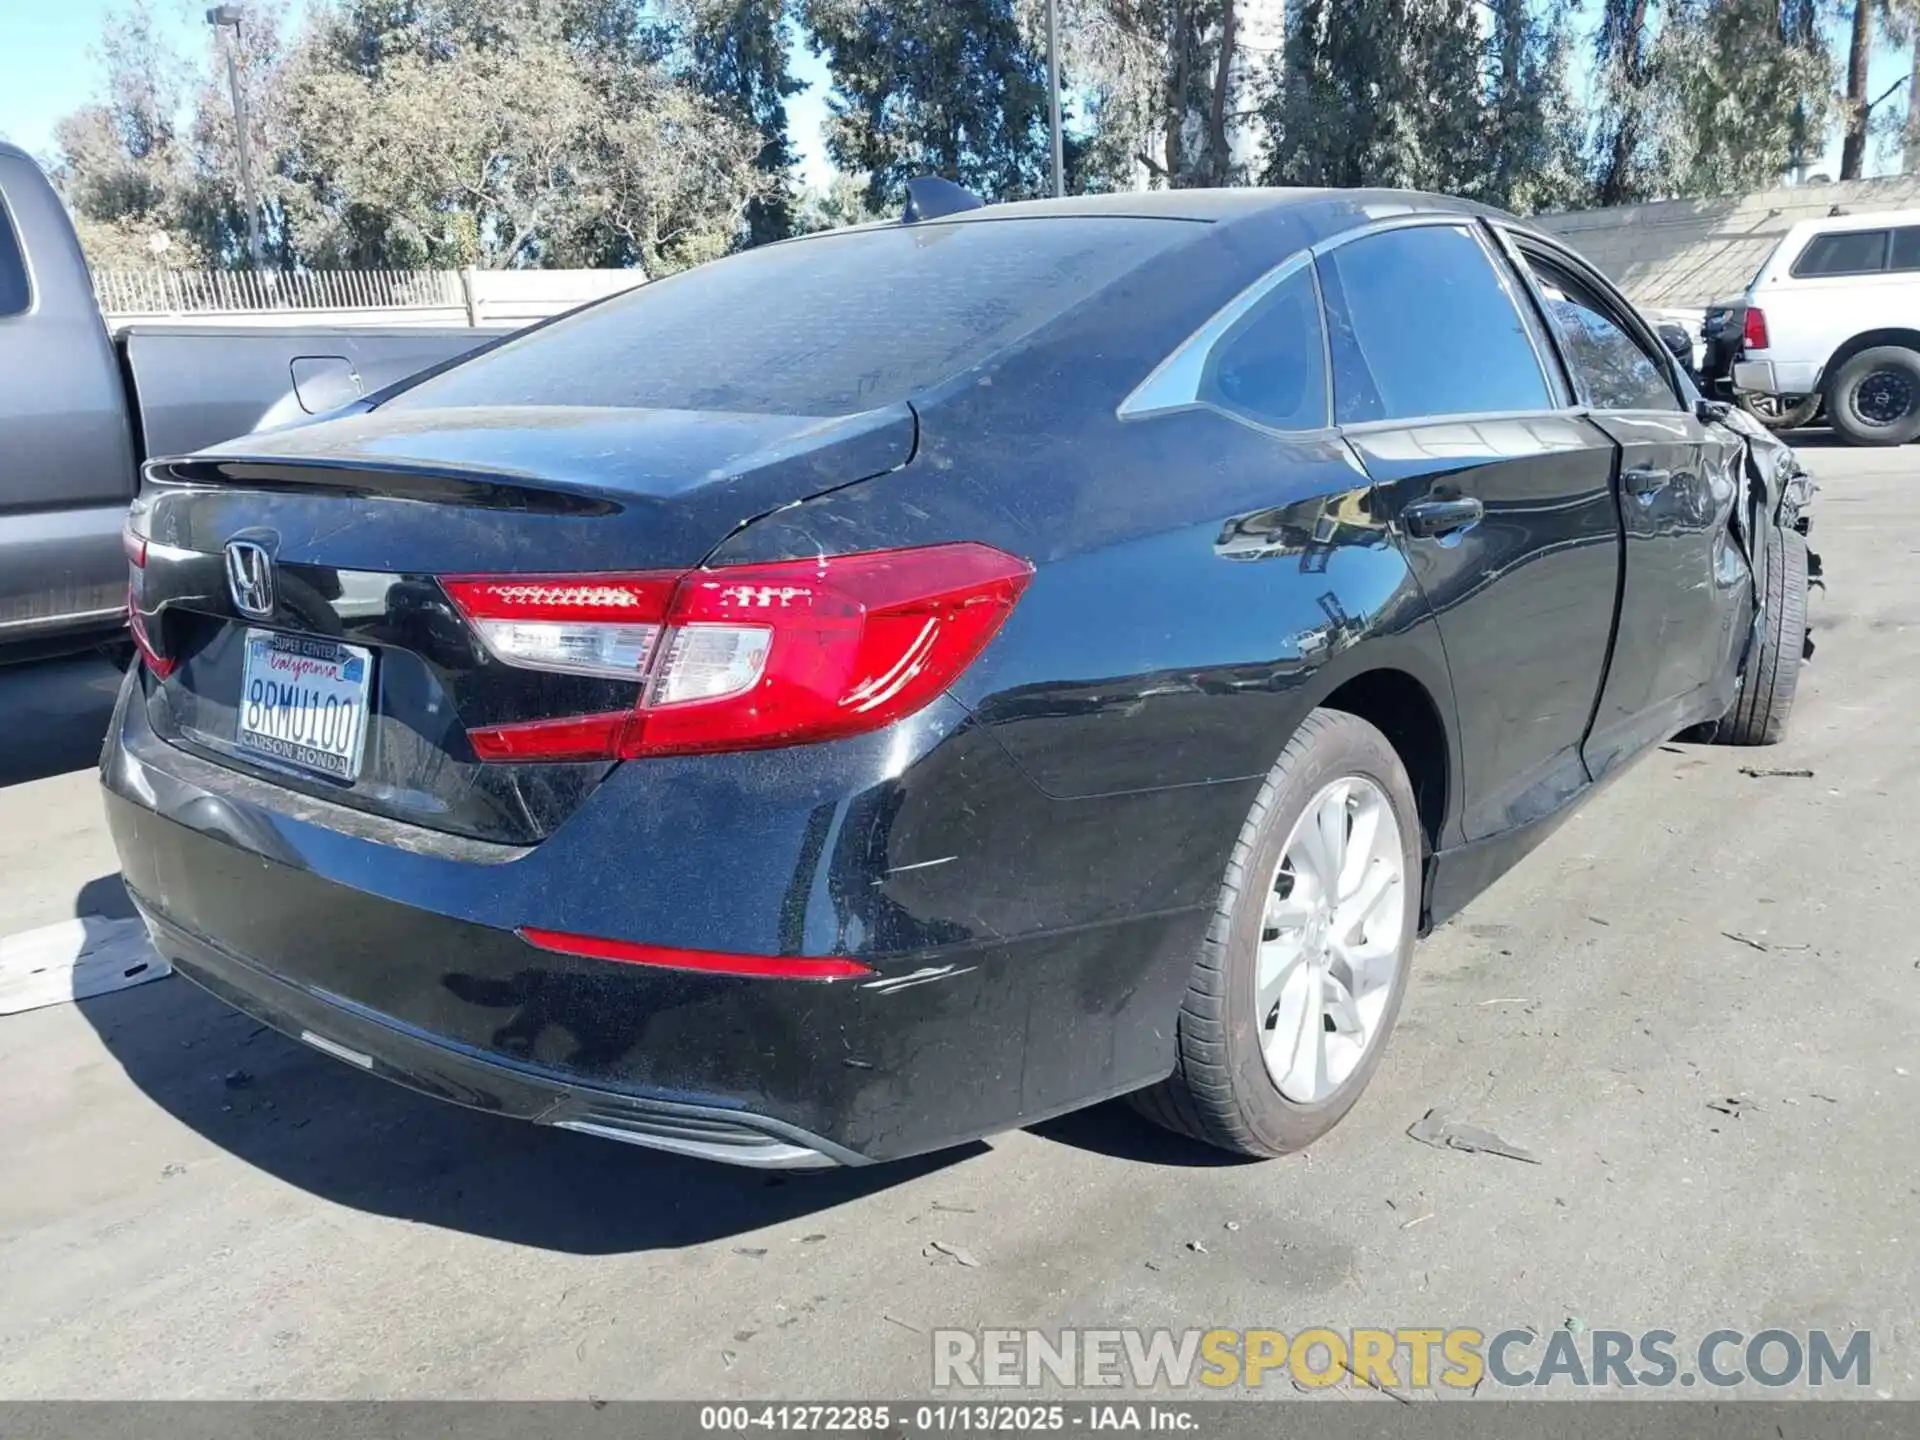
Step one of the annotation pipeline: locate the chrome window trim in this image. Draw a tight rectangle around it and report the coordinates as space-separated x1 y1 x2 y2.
1116 248 1320 427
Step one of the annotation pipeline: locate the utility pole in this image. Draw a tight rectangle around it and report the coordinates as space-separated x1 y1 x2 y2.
206 6 264 267
1047 0 1064 197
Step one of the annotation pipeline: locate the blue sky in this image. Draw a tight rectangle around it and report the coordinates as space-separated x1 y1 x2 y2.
0 0 1908 187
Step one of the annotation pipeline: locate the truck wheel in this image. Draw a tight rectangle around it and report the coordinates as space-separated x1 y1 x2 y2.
1712 525 1808 746
1736 391 1820 431
1827 345 1920 446
1131 709 1421 1157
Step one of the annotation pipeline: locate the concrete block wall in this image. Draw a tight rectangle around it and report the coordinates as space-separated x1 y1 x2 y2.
1531 176 1920 307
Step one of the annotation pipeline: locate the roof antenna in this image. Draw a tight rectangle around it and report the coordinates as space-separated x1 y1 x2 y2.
903 177 986 223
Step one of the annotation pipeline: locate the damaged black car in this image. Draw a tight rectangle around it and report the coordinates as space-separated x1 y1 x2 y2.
106 187 1817 1167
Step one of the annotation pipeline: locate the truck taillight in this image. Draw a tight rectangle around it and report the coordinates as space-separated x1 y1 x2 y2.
1743 307 1770 351
444 543 1032 762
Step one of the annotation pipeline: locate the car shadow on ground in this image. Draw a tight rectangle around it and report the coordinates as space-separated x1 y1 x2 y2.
76 970 983 1255
0 651 125 787
1027 1103 1262 1168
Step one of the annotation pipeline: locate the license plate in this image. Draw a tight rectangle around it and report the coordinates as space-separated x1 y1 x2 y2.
236 629 373 781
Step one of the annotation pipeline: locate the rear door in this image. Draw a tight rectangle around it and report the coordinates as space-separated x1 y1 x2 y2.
1505 237 1747 782
1321 219 1623 841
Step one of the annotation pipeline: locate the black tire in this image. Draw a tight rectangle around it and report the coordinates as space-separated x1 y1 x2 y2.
1713 525 1807 746
1130 708 1422 1157
1827 345 1920 446
1736 391 1820 432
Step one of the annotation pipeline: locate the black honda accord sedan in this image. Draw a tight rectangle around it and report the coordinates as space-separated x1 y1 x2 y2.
107 187 1816 1167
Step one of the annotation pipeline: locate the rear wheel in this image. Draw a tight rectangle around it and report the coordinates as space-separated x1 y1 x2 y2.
1712 524 1808 746
1131 709 1421 1157
1828 345 1920 446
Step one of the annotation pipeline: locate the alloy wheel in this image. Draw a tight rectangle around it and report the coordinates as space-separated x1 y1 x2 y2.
1254 776 1410 1103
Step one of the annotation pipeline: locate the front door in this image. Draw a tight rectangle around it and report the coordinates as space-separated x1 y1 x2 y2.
1508 243 1749 782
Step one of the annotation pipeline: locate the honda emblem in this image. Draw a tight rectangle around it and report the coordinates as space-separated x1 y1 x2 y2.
225 540 275 620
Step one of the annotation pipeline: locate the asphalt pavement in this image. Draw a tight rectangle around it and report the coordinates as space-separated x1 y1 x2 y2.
0 440 1913 1399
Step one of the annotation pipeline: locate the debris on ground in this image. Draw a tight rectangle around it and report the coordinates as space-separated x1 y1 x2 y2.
223 1069 253 1090
1478 997 1532 1006
1707 1096 1755 1119
0 916 171 1016
795 1233 826 1244
1407 1106 1541 1164
929 1201 976 1214
883 1314 926 1335
1564 1317 1587 1335
1721 931 1770 953
1223 1220 1240 1232
160 1162 186 1178
1186 1240 1209 1254
1812 1093 1839 1104
925 1240 979 1267
1587 916 1610 927
732 1247 767 1258
1400 1213 1435 1230
1739 766 1815 779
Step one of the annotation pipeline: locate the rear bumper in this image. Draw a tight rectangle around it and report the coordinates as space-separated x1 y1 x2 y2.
103 668 1221 1164
142 901 857 1167
1733 358 1821 396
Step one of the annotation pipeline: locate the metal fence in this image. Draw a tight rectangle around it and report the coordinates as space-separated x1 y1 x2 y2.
92 268 465 317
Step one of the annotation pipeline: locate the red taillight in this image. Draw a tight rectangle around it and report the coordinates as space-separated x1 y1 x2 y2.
517 926 872 980
450 543 1032 762
127 588 174 679
122 524 147 569
1743 307 1770 351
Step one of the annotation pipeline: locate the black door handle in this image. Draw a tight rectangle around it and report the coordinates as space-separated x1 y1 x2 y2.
1623 465 1673 498
1403 496 1485 539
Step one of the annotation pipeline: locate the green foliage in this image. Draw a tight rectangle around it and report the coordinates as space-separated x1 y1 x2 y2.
804 0 1051 211
686 0 805 244
1262 0 1486 193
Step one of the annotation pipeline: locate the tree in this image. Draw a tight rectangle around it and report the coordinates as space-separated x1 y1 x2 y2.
1262 0 1486 194
1667 0 1833 195
50 0 212 268
685 0 805 244
1476 0 1588 213
1589 0 1670 205
1842 0 1873 178
804 0 1051 210
277 0 771 272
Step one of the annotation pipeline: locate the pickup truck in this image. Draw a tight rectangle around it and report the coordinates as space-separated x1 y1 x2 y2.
0 140 508 661
1718 207 1920 444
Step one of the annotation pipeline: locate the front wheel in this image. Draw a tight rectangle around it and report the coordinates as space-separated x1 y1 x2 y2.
1712 525 1808 746
1131 709 1421 1157
1736 391 1820 431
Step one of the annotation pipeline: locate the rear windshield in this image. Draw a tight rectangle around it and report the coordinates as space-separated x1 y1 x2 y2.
387 217 1195 417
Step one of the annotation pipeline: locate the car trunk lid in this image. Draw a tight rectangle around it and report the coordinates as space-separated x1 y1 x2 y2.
129 402 915 845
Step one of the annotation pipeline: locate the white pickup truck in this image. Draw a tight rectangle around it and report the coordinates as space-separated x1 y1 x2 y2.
1728 207 1920 445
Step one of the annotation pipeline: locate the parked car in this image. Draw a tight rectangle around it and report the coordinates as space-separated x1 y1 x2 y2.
1725 207 1920 443
104 187 1817 1168
0 140 507 661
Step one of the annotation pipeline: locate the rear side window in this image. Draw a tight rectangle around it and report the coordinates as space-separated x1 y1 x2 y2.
1199 266 1328 431
1316 224 1551 425
0 197 29 317
1892 227 1920 272
1791 229 1890 277
389 218 1192 417
1525 255 1678 412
